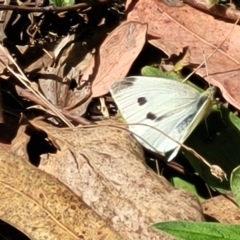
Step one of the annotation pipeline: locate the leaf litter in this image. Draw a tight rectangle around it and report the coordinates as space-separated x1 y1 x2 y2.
128 0 240 109
1 0 240 239
0 145 122 240
13 118 203 239
92 21 147 97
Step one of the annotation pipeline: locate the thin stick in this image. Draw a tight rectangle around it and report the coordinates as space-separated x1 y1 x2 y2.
182 15 240 82
78 122 227 181
0 45 74 128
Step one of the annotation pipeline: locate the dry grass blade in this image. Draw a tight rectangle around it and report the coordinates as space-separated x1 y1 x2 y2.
0 44 74 128
182 15 240 83
129 0 240 108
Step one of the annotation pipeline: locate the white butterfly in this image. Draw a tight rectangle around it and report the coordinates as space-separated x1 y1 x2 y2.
110 76 214 161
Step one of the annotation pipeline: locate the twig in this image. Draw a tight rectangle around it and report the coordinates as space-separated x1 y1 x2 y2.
79 122 227 181
0 44 75 128
184 0 240 23
182 14 240 82
0 2 90 12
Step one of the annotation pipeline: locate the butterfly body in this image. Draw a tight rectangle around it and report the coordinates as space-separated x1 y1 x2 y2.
110 76 214 161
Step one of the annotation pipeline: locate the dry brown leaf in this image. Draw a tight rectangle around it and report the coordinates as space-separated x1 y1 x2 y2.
53 34 76 65
39 66 92 117
92 21 147 97
161 46 193 72
183 0 240 22
10 124 30 160
202 194 240 224
55 38 95 77
125 0 134 10
0 44 12 77
38 66 90 111
128 0 240 109
16 65 91 124
0 146 122 240
76 50 95 75
17 43 54 72
0 88 3 123
17 119 204 240
81 49 95 81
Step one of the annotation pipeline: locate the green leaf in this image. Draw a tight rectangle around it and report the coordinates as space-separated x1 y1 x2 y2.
61 0 74 6
183 106 240 192
141 66 204 92
230 165 240 207
140 66 240 192
141 66 182 80
152 221 240 240
173 46 191 72
49 0 74 7
207 0 219 8
171 177 205 202
229 112 240 131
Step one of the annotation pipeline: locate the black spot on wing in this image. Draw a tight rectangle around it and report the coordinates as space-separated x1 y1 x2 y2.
126 77 138 81
138 97 147 106
156 116 164 122
110 80 135 94
120 81 134 88
146 112 157 120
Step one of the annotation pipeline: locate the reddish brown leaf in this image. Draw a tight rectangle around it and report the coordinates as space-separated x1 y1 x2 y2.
202 194 240 224
92 21 147 97
128 0 240 109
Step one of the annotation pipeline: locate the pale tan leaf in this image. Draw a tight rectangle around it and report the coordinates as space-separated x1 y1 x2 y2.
53 34 75 63
80 49 95 81
16 84 92 124
0 146 122 240
92 21 147 97
210 165 228 181
75 49 95 79
59 41 96 77
125 0 134 10
128 0 240 109
0 44 11 76
39 66 67 107
0 88 3 123
25 119 204 240
18 43 54 72
17 65 92 123
202 194 240 224
10 124 30 160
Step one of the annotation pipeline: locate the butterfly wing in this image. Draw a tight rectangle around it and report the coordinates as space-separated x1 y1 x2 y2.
110 76 210 160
